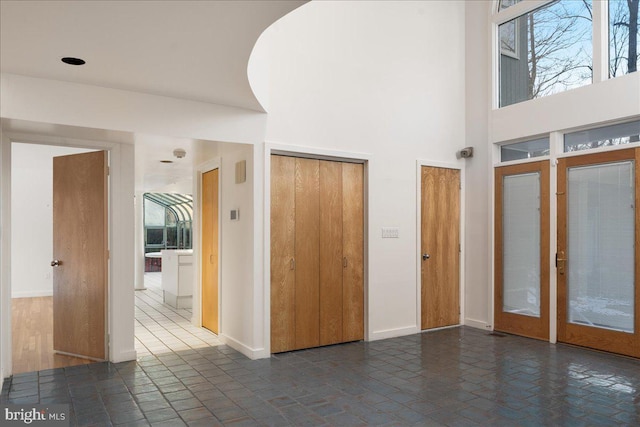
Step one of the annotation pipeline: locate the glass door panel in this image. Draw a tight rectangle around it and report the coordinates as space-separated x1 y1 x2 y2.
567 162 634 332
495 161 550 340
558 148 640 358
503 173 541 317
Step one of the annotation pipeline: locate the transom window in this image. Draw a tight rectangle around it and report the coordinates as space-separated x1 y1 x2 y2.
564 120 640 152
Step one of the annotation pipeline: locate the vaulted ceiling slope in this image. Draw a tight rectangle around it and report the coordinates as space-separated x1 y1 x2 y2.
0 0 306 112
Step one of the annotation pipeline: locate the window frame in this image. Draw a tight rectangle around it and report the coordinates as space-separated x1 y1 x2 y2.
492 0 610 110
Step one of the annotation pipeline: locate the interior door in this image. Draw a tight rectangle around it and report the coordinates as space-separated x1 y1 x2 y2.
202 168 219 334
341 162 365 342
421 166 460 330
494 161 550 340
52 150 107 360
558 148 640 358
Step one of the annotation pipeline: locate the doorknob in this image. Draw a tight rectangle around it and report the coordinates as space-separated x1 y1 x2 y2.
51 259 61 267
556 251 566 275
422 253 430 261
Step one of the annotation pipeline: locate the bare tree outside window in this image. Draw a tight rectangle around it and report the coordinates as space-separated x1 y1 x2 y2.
527 1 593 99
500 0 593 106
610 0 639 77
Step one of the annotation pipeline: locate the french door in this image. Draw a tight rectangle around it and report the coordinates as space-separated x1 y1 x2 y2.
557 148 640 358
495 161 550 340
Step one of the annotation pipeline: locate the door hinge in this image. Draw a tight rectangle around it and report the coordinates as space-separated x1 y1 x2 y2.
107 250 110 260
106 166 110 176
459 244 461 253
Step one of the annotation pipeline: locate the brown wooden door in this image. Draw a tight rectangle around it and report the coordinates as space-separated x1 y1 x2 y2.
557 149 640 358
318 161 365 345
494 161 550 340
271 155 364 352
270 156 296 353
319 160 343 345
294 158 321 349
202 168 219 334
421 166 460 330
342 162 364 342
52 150 107 360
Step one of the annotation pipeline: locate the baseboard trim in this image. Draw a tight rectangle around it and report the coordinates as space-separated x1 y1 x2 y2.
464 318 490 330
368 325 420 341
219 334 269 360
11 290 53 298
111 349 137 363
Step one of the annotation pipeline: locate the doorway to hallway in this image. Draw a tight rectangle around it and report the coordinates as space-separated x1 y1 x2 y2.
134 273 221 358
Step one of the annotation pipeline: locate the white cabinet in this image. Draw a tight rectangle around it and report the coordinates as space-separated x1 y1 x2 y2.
161 249 194 309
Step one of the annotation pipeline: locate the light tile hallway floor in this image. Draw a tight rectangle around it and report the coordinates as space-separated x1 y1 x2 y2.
135 273 221 357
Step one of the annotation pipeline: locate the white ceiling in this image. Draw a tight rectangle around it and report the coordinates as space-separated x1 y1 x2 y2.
0 0 304 112
0 0 306 191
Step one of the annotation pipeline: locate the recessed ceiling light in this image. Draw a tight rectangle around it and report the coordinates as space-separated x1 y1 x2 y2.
160 160 174 164
61 57 86 66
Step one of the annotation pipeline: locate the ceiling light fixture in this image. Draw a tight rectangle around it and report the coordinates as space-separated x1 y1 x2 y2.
61 57 86 66
173 148 186 159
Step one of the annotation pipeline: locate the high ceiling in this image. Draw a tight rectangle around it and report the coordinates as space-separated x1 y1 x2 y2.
0 0 306 112
1 0 306 191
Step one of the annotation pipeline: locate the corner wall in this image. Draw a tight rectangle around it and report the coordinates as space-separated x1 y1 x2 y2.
464 0 492 329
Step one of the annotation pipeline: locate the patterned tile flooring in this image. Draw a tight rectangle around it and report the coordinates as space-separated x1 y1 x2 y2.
2 278 640 426
134 273 221 357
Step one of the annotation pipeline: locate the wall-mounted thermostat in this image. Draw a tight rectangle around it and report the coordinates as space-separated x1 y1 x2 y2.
230 209 240 221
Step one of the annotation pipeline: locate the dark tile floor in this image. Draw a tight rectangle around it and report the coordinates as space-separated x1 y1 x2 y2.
2 327 640 426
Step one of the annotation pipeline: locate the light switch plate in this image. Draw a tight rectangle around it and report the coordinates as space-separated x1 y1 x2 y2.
382 227 399 238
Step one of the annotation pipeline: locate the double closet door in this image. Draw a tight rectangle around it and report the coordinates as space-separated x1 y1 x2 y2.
271 155 364 353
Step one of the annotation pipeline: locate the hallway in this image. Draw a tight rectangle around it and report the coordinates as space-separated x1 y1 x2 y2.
3 327 639 426
135 273 221 357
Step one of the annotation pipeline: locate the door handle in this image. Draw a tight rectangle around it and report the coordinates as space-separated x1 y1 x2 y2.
556 251 566 275
51 259 61 267
422 253 430 261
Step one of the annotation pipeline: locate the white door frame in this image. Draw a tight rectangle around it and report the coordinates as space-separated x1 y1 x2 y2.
0 132 136 381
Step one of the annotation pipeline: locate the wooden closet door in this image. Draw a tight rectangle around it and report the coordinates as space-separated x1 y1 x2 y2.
319 160 344 345
342 162 364 341
270 156 296 353
202 169 219 334
295 158 320 349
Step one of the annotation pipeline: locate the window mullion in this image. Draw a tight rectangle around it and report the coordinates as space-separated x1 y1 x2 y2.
592 0 608 83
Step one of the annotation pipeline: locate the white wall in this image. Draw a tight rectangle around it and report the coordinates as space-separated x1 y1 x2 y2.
191 142 260 357
1 126 6 386
218 144 257 354
1 74 268 145
254 0 469 344
464 0 492 329
11 143 93 298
